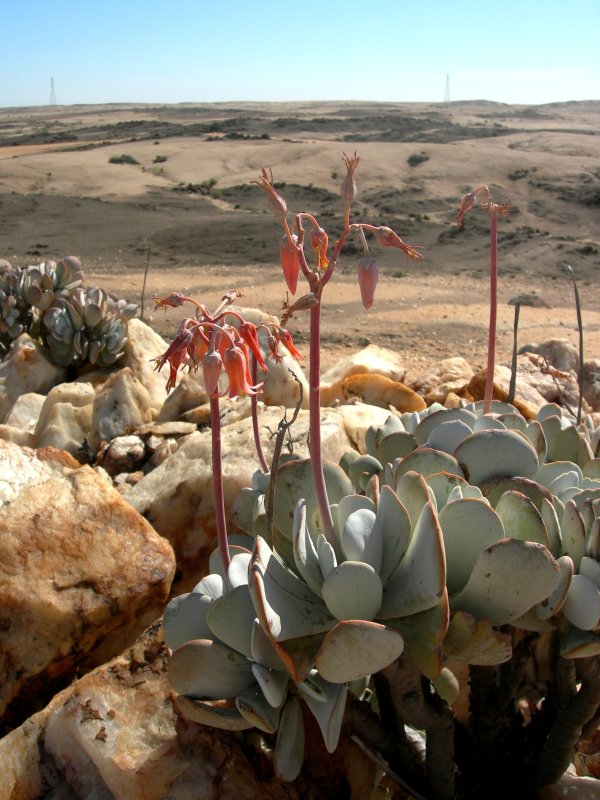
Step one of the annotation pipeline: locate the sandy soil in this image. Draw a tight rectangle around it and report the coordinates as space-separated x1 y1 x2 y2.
1 100 599 378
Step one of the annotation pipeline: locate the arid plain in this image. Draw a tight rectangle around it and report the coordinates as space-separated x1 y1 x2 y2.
0 100 599 378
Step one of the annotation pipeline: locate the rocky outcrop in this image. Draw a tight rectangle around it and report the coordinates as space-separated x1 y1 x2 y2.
0 441 175 730
0 622 368 800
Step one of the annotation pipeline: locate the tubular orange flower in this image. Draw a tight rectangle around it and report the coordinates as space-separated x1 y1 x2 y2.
151 327 193 392
276 328 302 361
372 226 423 260
252 167 288 221
239 321 268 372
187 325 210 367
357 255 379 309
223 345 263 398
310 226 329 268
279 234 301 295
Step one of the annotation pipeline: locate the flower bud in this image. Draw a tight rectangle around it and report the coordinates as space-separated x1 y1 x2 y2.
310 227 329 268
280 234 301 295
357 256 378 309
202 350 223 396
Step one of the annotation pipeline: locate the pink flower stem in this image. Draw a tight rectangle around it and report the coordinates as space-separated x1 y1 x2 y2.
251 355 269 473
483 209 498 415
210 396 231 577
308 299 336 546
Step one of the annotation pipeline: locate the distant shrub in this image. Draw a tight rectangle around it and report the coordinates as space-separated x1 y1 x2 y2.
153 154 168 163
108 154 139 165
173 178 217 196
407 152 429 167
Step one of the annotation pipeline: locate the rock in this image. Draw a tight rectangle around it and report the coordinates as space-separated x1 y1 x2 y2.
0 334 67 421
0 440 175 729
410 356 474 405
468 364 547 419
334 402 394 453
0 623 365 800
156 372 208 422
91 367 153 449
3 391 45 433
340 373 426 412
99 435 146 475
0 424 35 447
320 344 407 405
519 338 579 373
126 405 355 586
508 293 551 308
583 360 600 412
34 381 95 457
120 318 170 416
514 353 582 410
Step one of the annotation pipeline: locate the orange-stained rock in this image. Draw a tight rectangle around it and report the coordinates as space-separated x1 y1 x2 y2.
341 373 426 412
0 440 175 730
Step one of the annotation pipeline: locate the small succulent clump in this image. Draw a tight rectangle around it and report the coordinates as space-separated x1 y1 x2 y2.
0 256 137 366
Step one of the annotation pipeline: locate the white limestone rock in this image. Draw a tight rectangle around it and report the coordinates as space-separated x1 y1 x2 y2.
120 317 170 416
3 392 45 433
34 381 96 456
91 367 153 449
0 335 67 422
0 440 175 728
156 372 208 422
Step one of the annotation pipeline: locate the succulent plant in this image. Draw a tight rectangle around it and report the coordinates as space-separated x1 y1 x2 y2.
0 256 137 366
42 285 136 366
164 396 600 786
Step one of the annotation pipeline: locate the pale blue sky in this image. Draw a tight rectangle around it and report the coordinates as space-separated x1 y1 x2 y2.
2 0 598 108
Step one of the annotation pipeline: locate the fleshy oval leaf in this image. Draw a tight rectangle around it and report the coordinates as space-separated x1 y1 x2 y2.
455 429 539 485
322 561 383 621
162 592 213 651
174 695 253 730
561 574 600 631
451 539 560 626
315 620 404 683
274 696 305 782
169 639 255 699
495 490 549 548
379 501 446 619
439 498 505 595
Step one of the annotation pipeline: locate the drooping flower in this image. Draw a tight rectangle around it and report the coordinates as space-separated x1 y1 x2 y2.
152 326 194 392
456 190 479 229
253 168 288 221
276 328 302 361
372 226 423 261
310 226 329 268
280 234 301 295
153 291 187 311
357 255 378 309
239 321 268 372
223 345 263 398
